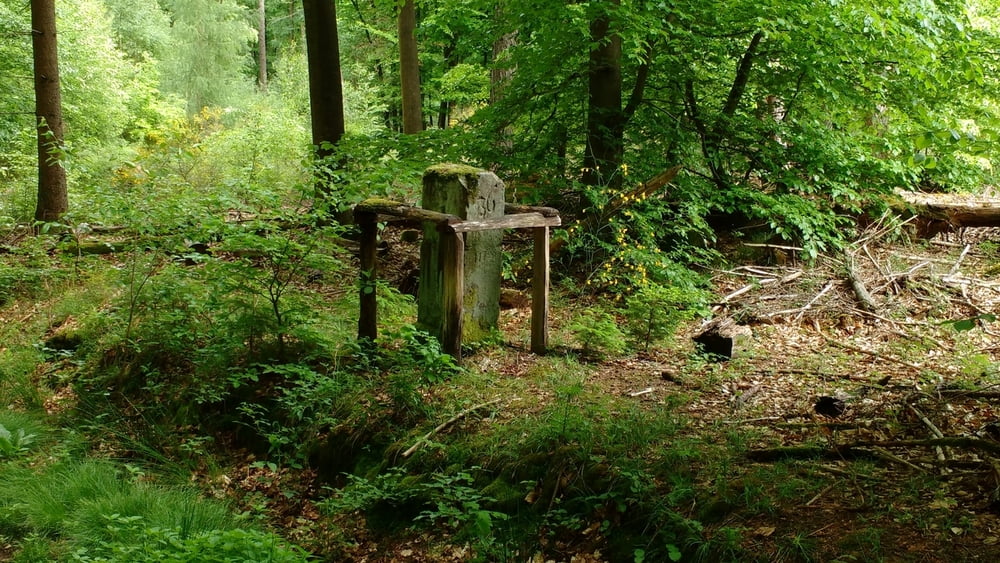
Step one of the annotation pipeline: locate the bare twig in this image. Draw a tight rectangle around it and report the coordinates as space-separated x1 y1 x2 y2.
628 387 654 397
822 334 924 371
794 281 837 322
717 270 804 305
906 404 946 462
856 437 1000 455
805 484 835 506
402 398 502 458
845 253 877 312
871 447 928 473
949 244 972 276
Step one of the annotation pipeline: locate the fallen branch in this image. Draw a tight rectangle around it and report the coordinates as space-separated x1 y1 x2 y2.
793 281 837 322
747 445 878 462
628 387 654 397
402 398 502 458
845 253 877 312
749 437 1000 462
716 270 803 306
933 388 1000 400
855 437 1000 456
948 244 972 276
871 446 928 473
822 334 924 371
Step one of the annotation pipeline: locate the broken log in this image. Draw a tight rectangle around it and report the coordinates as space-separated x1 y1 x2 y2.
693 318 752 360
894 190 1000 234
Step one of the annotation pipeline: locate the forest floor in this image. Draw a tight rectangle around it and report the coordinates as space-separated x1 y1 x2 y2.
3 220 1000 562
290 221 1000 561
504 227 1000 562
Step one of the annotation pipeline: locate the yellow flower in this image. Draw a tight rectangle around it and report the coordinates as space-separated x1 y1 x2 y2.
621 163 629 176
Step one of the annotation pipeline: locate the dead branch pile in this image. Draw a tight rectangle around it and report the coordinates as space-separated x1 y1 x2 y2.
712 213 1000 331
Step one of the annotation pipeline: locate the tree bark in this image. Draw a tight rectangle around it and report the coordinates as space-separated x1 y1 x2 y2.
582 0 623 189
257 0 268 92
301 0 345 171
31 0 68 225
895 190 1000 231
398 0 422 134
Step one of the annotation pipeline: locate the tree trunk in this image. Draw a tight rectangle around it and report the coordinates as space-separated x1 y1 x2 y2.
490 31 517 106
582 0 623 190
301 0 345 165
398 0 422 134
31 0 68 225
437 100 449 129
257 0 268 92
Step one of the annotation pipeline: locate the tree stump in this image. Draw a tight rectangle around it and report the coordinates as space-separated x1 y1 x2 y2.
693 318 752 360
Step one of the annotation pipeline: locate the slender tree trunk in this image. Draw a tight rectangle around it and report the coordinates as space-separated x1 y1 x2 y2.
257 0 268 92
301 0 345 184
582 0 623 189
31 0 67 225
398 0 423 134
437 100 449 129
489 3 517 161
490 31 517 106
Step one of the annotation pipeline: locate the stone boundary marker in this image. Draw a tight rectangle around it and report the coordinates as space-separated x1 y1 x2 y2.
354 164 561 361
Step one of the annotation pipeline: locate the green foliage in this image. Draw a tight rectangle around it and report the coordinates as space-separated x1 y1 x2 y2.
0 243 67 305
0 424 33 459
0 459 309 562
69 526 311 562
102 0 172 61
159 0 256 115
415 469 510 540
236 364 370 466
0 411 42 460
379 325 463 384
322 466 507 553
437 63 490 106
567 310 628 359
624 283 709 351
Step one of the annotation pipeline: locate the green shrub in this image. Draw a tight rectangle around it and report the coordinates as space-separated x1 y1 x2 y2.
65 486 237 548
567 310 628 359
380 325 463 384
0 423 36 459
624 283 709 351
69 526 312 562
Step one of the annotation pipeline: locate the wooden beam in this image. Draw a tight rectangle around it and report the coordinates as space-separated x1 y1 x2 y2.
449 212 561 233
441 231 465 360
356 210 379 344
355 199 462 226
531 226 550 354
504 203 560 217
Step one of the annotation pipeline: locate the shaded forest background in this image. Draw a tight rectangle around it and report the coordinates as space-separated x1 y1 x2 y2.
3 1 1000 562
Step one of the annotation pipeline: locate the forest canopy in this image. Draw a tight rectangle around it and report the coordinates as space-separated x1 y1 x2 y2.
1 0 997 260
5 2 1000 561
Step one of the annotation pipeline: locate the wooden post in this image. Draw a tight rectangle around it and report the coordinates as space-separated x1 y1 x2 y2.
356 210 378 344
441 231 465 359
531 226 550 354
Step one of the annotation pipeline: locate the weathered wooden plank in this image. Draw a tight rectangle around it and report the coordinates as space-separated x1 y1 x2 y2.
356 210 379 344
356 199 462 226
441 232 465 360
449 212 561 233
504 203 560 217
531 226 550 354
